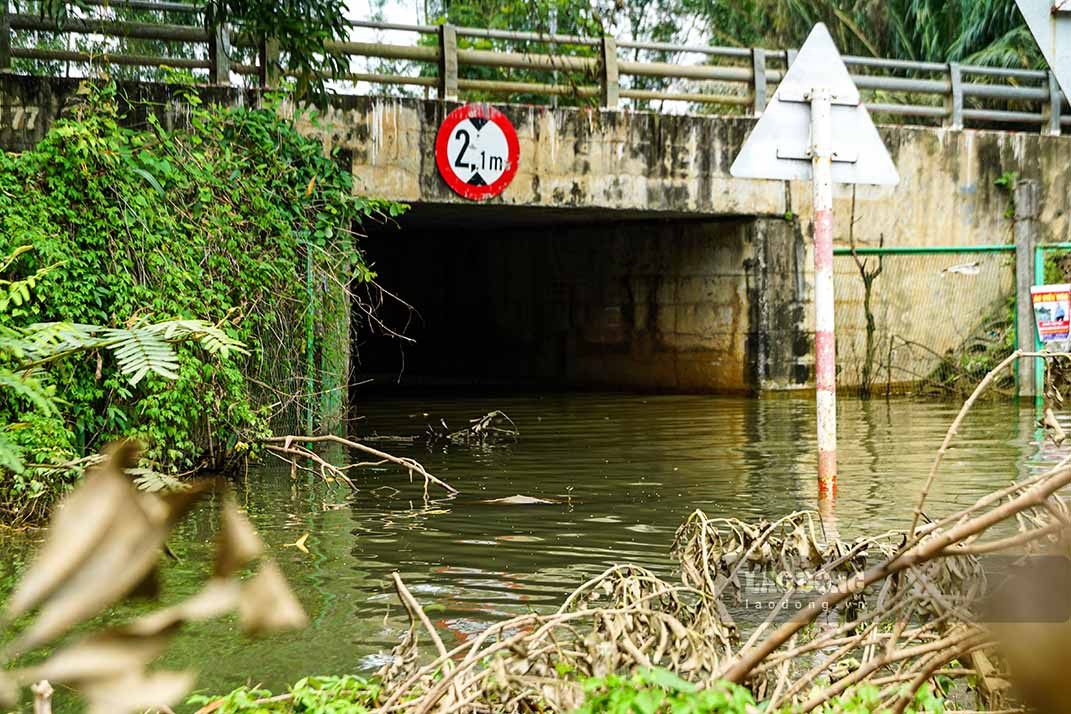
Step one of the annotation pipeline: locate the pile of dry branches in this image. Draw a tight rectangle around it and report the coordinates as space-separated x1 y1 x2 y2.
371 350 1071 713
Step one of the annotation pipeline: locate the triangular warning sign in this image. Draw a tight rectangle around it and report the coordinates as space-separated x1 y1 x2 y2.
1015 0 1071 98
730 23 899 186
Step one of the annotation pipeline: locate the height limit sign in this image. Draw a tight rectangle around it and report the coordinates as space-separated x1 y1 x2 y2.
435 104 520 201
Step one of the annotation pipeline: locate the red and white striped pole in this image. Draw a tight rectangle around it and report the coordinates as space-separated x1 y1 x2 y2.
809 88 837 499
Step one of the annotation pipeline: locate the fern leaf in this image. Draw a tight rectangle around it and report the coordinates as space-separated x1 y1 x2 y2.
144 320 247 357
127 466 190 493
0 368 56 415
0 433 25 474
102 329 180 385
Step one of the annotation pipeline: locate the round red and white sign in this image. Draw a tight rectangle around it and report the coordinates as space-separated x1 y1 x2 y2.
435 104 519 201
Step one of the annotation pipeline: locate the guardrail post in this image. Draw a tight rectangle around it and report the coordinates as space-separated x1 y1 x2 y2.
437 23 458 101
259 37 280 88
945 62 963 130
1044 71 1062 136
751 47 767 115
1015 178 1040 397
1 0 11 73
600 35 619 109
209 21 229 85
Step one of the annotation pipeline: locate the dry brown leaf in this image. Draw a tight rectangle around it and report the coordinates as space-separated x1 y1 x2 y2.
121 578 241 637
239 561 308 635
215 497 264 577
7 473 218 655
81 669 194 714
14 627 177 684
157 479 219 527
4 465 131 621
193 699 226 714
0 671 16 708
7 468 165 655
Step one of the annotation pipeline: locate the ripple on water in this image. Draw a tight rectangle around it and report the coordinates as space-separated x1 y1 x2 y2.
0 393 1049 705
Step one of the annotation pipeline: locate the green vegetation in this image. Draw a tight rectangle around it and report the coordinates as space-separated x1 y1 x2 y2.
0 299 246 520
189 670 950 713
410 0 1039 68
20 0 353 101
574 669 755 713
189 676 383 714
204 0 350 101
0 81 401 522
696 0 1038 67
366 0 1041 112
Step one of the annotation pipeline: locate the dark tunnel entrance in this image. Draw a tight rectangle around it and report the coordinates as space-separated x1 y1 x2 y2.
354 204 781 394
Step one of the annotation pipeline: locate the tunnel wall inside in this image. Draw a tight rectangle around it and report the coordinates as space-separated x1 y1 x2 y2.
359 215 808 392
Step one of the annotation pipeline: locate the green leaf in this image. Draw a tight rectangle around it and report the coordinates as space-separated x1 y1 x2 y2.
130 167 166 197
640 668 697 694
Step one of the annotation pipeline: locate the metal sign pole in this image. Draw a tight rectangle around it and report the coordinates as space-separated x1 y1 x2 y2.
809 88 837 498
730 23 899 500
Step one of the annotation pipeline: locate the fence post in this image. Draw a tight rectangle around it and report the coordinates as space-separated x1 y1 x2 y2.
1 0 11 73
600 35 619 109
1015 179 1040 397
751 47 767 115
209 20 230 85
785 48 798 69
437 23 458 101
1044 71 1062 136
945 62 963 130
259 37 280 88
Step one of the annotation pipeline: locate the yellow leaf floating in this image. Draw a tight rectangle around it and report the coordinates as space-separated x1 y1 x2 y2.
284 533 310 554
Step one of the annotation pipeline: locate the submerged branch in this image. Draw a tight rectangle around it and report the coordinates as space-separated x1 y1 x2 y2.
260 434 457 494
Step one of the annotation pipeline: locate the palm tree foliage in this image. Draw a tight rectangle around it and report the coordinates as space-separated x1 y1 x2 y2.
417 0 1043 69
724 0 1043 67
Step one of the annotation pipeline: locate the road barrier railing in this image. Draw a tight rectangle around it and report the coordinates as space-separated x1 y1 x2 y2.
2 1 1070 134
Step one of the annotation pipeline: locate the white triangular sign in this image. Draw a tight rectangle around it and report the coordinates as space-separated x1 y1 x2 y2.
730 23 899 186
1015 0 1071 98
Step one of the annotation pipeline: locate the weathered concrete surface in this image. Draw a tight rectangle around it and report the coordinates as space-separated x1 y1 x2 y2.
6 75 1071 392
293 95 1071 247
0 73 255 151
306 95 1071 391
360 216 803 392
300 96 784 217
5 77 1066 247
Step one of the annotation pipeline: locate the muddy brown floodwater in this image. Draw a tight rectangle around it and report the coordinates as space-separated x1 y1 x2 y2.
0 393 1059 710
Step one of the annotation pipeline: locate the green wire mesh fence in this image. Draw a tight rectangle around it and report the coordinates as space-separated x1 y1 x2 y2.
834 247 1016 398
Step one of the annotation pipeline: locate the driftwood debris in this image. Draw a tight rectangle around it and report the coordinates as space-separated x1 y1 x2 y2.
261 434 457 495
262 411 519 497
426 410 519 447
369 351 1071 713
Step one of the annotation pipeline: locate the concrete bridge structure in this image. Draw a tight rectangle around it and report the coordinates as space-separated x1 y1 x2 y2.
311 94 1071 393
4 73 1071 393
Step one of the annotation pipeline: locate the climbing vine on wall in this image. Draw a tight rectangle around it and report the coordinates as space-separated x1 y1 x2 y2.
0 81 404 519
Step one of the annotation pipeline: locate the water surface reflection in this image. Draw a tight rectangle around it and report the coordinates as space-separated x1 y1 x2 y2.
0 394 1048 706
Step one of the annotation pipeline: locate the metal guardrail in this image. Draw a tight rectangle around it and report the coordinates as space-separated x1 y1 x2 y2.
1 1 1070 135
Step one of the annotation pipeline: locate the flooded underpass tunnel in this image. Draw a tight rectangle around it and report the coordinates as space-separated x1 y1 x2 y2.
356 204 810 394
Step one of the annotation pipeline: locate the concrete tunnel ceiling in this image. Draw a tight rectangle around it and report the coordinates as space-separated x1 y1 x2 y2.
368 202 753 231
356 204 805 393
